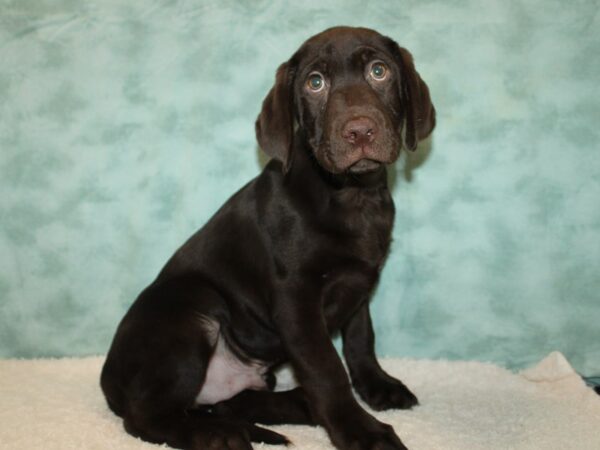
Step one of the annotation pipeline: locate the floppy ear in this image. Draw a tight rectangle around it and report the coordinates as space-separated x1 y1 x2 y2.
255 62 295 173
389 42 436 151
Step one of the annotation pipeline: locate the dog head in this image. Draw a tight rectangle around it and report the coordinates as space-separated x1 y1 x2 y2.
256 26 435 175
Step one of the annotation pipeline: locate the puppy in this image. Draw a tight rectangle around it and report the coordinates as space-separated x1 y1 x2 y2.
101 26 435 450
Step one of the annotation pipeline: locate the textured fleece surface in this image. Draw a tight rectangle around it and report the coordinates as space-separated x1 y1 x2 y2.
1 1 599 375
1 352 599 449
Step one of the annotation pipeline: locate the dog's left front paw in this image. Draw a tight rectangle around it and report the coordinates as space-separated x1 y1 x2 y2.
354 375 419 411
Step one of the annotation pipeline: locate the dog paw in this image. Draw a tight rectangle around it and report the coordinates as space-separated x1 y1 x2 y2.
354 376 418 411
333 419 408 450
346 430 408 450
191 427 253 450
190 420 288 450
328 407 408 450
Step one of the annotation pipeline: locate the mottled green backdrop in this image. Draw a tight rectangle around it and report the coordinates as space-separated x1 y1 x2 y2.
1 0 599 376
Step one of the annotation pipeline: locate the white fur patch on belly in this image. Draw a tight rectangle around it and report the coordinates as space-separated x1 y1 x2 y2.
195 334 268 405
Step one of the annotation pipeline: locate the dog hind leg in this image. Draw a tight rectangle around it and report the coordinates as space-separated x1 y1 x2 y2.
103 276 290 449
208 387 315 426
119 329 287 449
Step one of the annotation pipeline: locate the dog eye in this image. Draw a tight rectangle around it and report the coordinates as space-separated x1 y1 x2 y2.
307 72 325 92
369 61 388 80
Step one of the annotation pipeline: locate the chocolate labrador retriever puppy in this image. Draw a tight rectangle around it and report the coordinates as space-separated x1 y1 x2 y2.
101 26 435 450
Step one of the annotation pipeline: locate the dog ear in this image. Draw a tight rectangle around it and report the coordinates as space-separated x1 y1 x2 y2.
256 62 295 173
388 42 436 151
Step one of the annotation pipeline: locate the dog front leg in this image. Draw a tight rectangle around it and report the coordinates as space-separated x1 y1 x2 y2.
342 302 418 411
274 297 408 450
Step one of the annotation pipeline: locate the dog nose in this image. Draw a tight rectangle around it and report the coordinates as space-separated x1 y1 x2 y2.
341 117 377 146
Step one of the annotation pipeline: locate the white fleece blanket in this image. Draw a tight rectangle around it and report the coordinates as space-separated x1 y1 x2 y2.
0 352 598 450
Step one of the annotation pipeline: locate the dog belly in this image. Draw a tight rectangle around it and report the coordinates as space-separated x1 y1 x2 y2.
195 334 269 405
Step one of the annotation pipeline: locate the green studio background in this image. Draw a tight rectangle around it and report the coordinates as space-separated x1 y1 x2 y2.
1 0 599 377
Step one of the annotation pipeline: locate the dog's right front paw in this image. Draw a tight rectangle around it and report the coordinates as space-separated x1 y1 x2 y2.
336 424 408 450
354 375 419 412
329 410 408 450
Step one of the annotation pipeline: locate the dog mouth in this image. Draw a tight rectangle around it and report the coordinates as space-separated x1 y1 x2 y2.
317 133 400 175
319 144 395 175
347 158 382 174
